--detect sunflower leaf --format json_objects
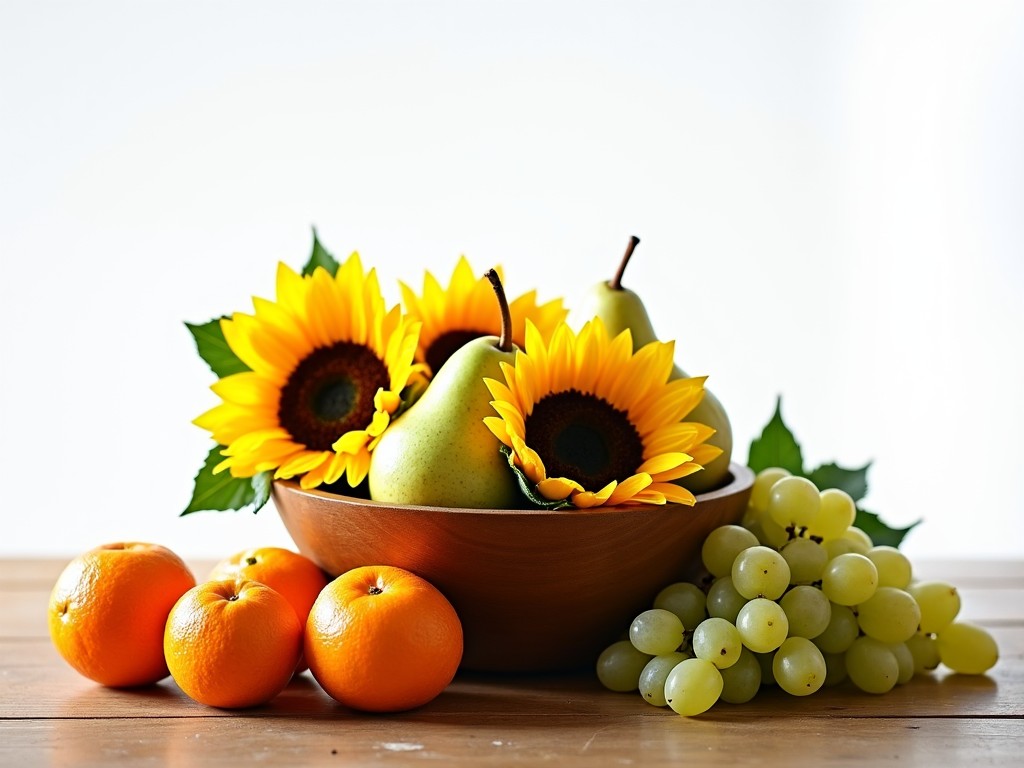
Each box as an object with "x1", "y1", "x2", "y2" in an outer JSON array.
[
  {"x1": 854, "y1": 507, "x2": 919, "y2": 549},
  {"x1": 747, "y1": 396, "x2": 804, "y2": 475},
  {"x1": 186, "y1": 318, "x2": 250, "y2": 379},
  {"x1": 500, "y1": 445, "x2": 573, "y2": 510},
  {"x1": 302, "y1": 227, "x2": 340, "y2": 277},
  {"x1": 181, "y1": 446, "x2": 272, "y2": 515}
]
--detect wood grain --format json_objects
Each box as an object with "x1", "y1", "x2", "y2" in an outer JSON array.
[{"x1": 3, "y1": 558, "x2": 1022, "y2": 767}]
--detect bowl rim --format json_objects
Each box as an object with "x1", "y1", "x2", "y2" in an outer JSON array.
[{"x1": 272, "y1": 462, "x2": 754, "y2": 518}]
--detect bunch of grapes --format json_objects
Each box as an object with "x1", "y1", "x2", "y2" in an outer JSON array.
[{"x1": 596, "y1": 467, "x2": 1000, "y2": 717}]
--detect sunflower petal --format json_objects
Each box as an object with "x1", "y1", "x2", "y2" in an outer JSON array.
[
  {"x1": 537, "y1": 477, "x2": 582, "y2": 500},
  {"x1": 636, "y1": 452, "x2": 690, "y2": 477},
  {"x1": 483, "y1": 416, "x2": 514, "y2": 448},
  {"x1": 605, "y1": 473, "x2": 653, "y2": 506},
  {"x1": 647, "y1": 483, "x2": 696, "y2": 506},
  {"x1": 276, "y1": 450, "x2": 332, "y2": 479},
  {"x1": 572, "y1": 480, "x2": 617, "y2": 509},
  {"x1": 374, "y1": 388, "x2": 401, "y2": 414}
]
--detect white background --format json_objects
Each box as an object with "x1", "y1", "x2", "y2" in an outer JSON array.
[{"x1": 2, "y1": 1, "x2": 1022, "y2": 560}]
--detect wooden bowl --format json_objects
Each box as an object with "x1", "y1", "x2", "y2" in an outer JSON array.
[{"x1": 272, "y1": 462, "x2": 753, "y2": 673}]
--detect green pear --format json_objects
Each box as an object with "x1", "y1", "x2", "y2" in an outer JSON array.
[
  {"x1": 567, "y1": 236, "x2": 733, "y2": 494},
  {"x1": 368, "y1": 269, "x2": 521, "y2": 509}
]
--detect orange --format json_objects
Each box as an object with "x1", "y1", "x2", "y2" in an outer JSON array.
[
  {"x1": 164, "y1": 578, "x2": 302, "y2": 708},
  {"x1": 48, "y1": 542, "x2": 196, "y2": 688},
  {"x1": 305, "y1": 565, "x2": 463, "y2": 712},
  {"x1": 207, "y1": 546, "x2": 328, "y2": 627}
]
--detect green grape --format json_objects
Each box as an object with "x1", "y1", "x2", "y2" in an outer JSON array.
[
  {"x1": 741, "y1": 503, "x2": 762, "y2": 532},
  {"x1": 841, "y1": 526, "x2": 874, "y2": 554},
  {"x1": 845, "y1": 636, "x2": 899, "y2": 694},
  {"x1": 638, "y1": 652, "x2": 689, "y2": 707},
  {"x1": 811, "y1": 488, "x2": 856, "y2": 541},
  {"x1": 813, "y1": 603, "x2": 860, "y2": 654},
  {"x1": 822, "y1": 651, "x2": 848, "y2": 687},
  {"x1": 856, "y1": 586, "x2": 922, "y2": 644},
  {"x1": 692, "y1": 617, "x2": 742, "y2": 670},
  {"x1": 719, "y1": 647, "x2": 762, "y2": 703},
  {"x1": 736, "y1": 598, "x2": 789, "y2": 654},
  {"x1": 780, "y1": 585, "x2": 832, "y2": 639},
  {"x1": 749, "y1": 467, "x2": 791, "y2": 513},
  {"x1": 653, "y1": 582, "x2": 707, "y2": 631},
  {"x1": 629, "y1": 609, "x2": 685, "y2": 655},
  {"x1": 772, "y1": 637, "x2": 826, "y2": 696},
  {"x1": 596, "y1": 640, "x2": 652, "y2": 692},
  {"x1": 753, "y1": 513, "x2": 791, "y2": 549},
  {"x1": 732, "y1": 545, "x2": 791, "y2": 600},
  {"x1": 908, "y1": 581, "x2": 961, "y2": 634},
  {"x1": 664, "y1": 657, "x2": 723, "y2": 716},
  {"x1": 707, "y1": 576, "x2": 746, "y2": 624},
  {"x1": 821, "y1": 553, "x2": 878, "y2": 606},
  {"x1": 935, "y1": 622, "x2": 999, "y2": 675},
  {"x1": 767, "y1": 476, "x2": 821, "y2": 529},
  {"x1": 754, "y1": 651, "x2": 776, "y2": 686},
  {"x1": 780, "y1": 538, "x2": 828, "y2": 585},
  {"x1": 823, "y1": 537, "x2": 861, "y2": 560},
  {"x1": 889, "y1": 642, "x2": 915, "y2": 684},
  {"x1": 865, "y1": 545, "x2": 912, "y2": 589},
  {"x1": 701, "y1": 525, "x2": 759, "y2": 578},
  {"x1": 905, "y1": 632, "x2": 941, "y2": 674}
]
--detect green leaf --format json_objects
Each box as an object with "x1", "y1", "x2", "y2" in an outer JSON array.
[
  {"x1": 185, "y1": 318, "x2": 250, "y2": 378},
  {"x1": 301, "y1": 227, "x2": 340, "y2": 277},
  {"x1": 181, "y1": 446, "x2": 273, "y2": 515},
  {"x1": 500, "y1": 445, "x2": 572, "y2": 510},
  {"x1": 747, "y1": 396, "x2": 804, "y2": 475},
  {"x1": 855, "y1": 507, "x2": 919, "y2": 549},
  {"x1": 807, "y1": 461, "x2": 871, "y2": 503}
]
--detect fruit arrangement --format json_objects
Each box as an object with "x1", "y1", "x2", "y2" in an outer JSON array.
[
  {"x1": 596, "y1": 467, "x2": 1000, "y2": 715},
  {"x1": 45, "y1": 231, "x2": 1000, "y2": 715}
]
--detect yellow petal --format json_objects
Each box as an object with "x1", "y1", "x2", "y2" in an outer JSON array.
[
  {"x1": 572, "y1": 480, "x2": 617, "y2": 509},
  {"x1": 511, "y1": 433, "x2": 547, "y2": 484},
  {"x1": 636, "y1": 452, "x2": 690, "y2": 477},
  {"x1": 537, "y1": 476, "x2": 584, "y2": 500},
  {"x1": 333, "y1": 430, "x2": 370, "y2": 455},
  {"x1": 483, "y1": 416, "x2": 514, "y2": 448},
  {"x1": 374, "y1": 388, "x2": 401, "y2": 414},
  {"x1": 688, "y1": 443, "x2": 725, "y2": 467},
  {"x1": 647, "y1": 483, "x2": 696, "y2": 506},
  {"x1": 605, "y1": 473, "x2": 653, "y2": 506},
  {"x1": 649, "y1": 460, "x2": 702, "y2": 482},
  {"x1": 490, "y1": 400, "x2": 526, "y2": 440},
  {"x1": 276, "y1": 450, "x2": 332, "y2": 478},
  {"x1": 210, "y1": 372, "x2": 280, "y2": 408},
  {"x1": 345, "y1": 449, "x2": 372, "y2": 486},
  {"x1": 483, "y1": 377, "x2": 518, "y2": 410},
  {"x1": 643, "y1": 423, "x2": 702, "y2": 458},
  {"x1": 629, "y1": 489, "x2": 669, "y2": 505}
]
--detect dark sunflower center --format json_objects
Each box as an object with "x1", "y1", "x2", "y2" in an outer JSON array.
[
  {"x1": 277, "y1": 342, "x2": 389, "y2": 451},
  {"x1": 425, "y1": 329, "x2": 490, "y2": 375},
  {"x1": 524, "y1": 389, "x2": 644, "y2": 491}
]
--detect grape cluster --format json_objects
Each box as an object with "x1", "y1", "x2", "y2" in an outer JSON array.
[{"x1": 596, "y1": 467, "x2": 1000, "y2": 716}]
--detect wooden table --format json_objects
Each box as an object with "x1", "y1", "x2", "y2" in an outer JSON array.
[{"x1": 2, "y1": 558, "x2": 1021, "y2": 766}]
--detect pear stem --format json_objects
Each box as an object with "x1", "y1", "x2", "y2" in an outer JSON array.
[
  {"x1": 610, "y1": 235, "x2": 640, "y2": 291},
  {"x1": 485, "y1": 269, "x2": 514, "y2": 353}
]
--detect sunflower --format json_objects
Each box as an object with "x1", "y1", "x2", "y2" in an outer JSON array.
[
  {"x1": 400, "y1": 255, "x2": 567, "y2": 376},
  {"x1": 193, "y1": 254, "x2": 424, "y2": 490},
  {"x1": 483, "y1": 319, "x2": 723, "y2": 508}
]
